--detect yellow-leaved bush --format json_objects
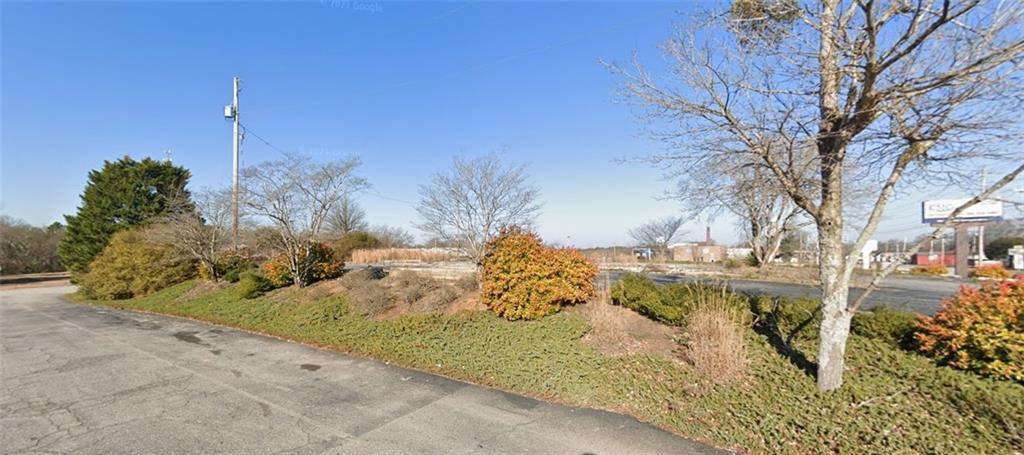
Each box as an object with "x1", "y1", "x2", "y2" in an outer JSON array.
[
  {"x1": 915, "y1": 279, "x2": 1024, "y2": 382},
  {"x1": 480, "y1": 228, "x2": 597, "y2": 320},
  {"x1": 79, "y1": 229, "x2": 194, "y2": 300}
]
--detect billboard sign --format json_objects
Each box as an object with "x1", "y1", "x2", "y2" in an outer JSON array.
[{"x1": 922, "y1": 199, "x2": 1003, "y2": 224}]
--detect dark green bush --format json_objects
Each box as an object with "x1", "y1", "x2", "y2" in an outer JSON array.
[
  {"x1": 339, "y1": 266, "x2": 386, "y2": 287},
  {"x1": 752, "y1": 295, "x2": 821, "y2": 341},
  {"x1": 851, "y1": 306, "x2": 918, "y2": 348},
  {"x1": 610, "y1": 273, "x2": 750, "y2": 326},
  {"x1": 199, "y1": 254, "x2": 256, "y2": 283},
  {"x1": 236, "y1": 271, "x2": 273, "y2": 299},
  {"x1": 220, "y1": 254, "x2": 255, "y2": 283},
  {"x1": 333, "y1": 231, "x2": 381, "y2": 261},
  {"x1": 610, "y1": 273, "x2": 662, "y2": 312},
  {"x1": 223, "y1": 267, "x2": 244, "y2": 283},
  {"x1": 744, "y1": 253, "x2": 760, "y2": 267}
]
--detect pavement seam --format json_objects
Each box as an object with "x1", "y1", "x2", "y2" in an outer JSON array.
[{"x1": 30, "y1": 308, "x2": 355, "y2": 443}]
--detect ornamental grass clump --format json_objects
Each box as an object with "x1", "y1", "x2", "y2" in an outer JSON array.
[
  {"x1": 916, "y1": 279, "x2": 1024, "y2": 382},
  {"x1": 480, "y1": 228, "x2": 598, "y2": 320},
  {"x1": 682, "y1": 303, "x2": 748, "y2": 384}
]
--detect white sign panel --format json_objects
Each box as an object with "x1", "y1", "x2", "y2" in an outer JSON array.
[{"x1": 922, "y1": 199, "x2": 1003, "y2": 224}]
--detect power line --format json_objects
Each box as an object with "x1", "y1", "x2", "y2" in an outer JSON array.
[
  {"x1": 235, "y1": 123, "x2": 416, "y2": 207},
  {"x1": 239, "y1": 123, "x2": 288, "y2": 156},
  {"x1": 366, "y1": 189, "x2": 416, "y2": 206}
]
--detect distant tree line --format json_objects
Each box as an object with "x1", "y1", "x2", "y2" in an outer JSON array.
[{"x1": 0, "y1": 216, "x2": 65, "y2": 275}]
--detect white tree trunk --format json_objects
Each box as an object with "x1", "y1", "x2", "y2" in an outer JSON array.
[{"x1": 816, "y1": 222, "x2": 852, "y2": 391}]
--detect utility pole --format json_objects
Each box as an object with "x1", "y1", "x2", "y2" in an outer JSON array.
[
  {"x1": 225, "y1": 77, "x2": 241, "y2": 248},
  {"x1": 979, "y1": 168, "x2": 988, "y2": 261},
  {"x1": 940, "y1": 236, "x2": 946, "y2": 267}
]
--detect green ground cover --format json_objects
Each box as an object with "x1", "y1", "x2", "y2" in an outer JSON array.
[{"x1": 73, "y1": 281, "x2": 1024, "y2": 454}]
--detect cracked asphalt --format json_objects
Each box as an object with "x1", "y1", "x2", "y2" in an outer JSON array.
[{"x1": 0, "y1": 285, "x2": 727, "y2": 454}]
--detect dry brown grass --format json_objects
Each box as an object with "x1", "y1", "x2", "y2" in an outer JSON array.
[
  {"x1": 682, "y1": 305, "x2": 748, "y2": 384},
  {"x1": 350, "y1": 248, "x2": 460, "y2": 264},
  {"x1": 337, "y1": 268, "x2": 469, "y2": 318},
  {"x1": 580, "y1": 248, "x2": 639, "y2": 264}
]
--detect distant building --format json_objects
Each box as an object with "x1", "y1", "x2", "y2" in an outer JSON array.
[
  {"x1": 911, "y1": 253, "x2": 955, "y2": 267},
  {"x1": 632, "y1": 247, "x2": 654, "y2": 261},
  {"x1": 1007, "y1": 245, "x2": 1024, "y2": 270},
  {"x1": 670, "y1": 243, "x2": 726, "y2": 263},
  {"x1": 669, "y1": 226, "x2": 727, "y2": 262},
  {"x1": 726, "y1": 247, "x2": 753, "y2": 259}
]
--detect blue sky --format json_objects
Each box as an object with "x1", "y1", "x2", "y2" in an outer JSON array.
[{"x1": 0, "y1": 1, "x2": 990, "y2": 247}]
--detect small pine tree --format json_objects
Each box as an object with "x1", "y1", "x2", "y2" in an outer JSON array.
[{"x1": 58, "y1": 156, "x2": 191, "y2": 276}]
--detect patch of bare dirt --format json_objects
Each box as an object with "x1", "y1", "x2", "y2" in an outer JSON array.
[
  {"x1": 445, "y1": 294, "x2": 487, "y2": 314},
  {"x1": 305, "y1": 279, "x2": 346, "y2": 300},
  {"x1": 571, "y1": 297, "x2": 682, "y2": 360}
]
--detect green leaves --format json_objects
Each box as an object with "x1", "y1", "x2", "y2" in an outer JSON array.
[{"x1": 58, "y1": 156, "x2": 191, "y2": 275}]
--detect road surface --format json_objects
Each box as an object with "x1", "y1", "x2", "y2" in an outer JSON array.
[
  {"x1": 607, "y1": 272, "x2": 962, "y2": 315},
  {"x1": 0, "y1": 285, "x2": 725, "y2": 455}
]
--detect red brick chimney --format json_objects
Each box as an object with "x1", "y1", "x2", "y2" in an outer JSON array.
[{"x1": 705, "y1": 226, "x2": 712, "y2": 246}]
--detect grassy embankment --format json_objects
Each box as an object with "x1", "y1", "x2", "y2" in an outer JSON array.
[{"x1": 72, "y1": 280, "x2": 1023, "y2": 454}]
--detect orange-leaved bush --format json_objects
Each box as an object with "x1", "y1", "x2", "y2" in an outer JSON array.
[
  {"x1": 261, "y1": 255, "x2": 294, "y2": 288},
  {"x1": 480, "y1": 229, "x2": 598, "y2": 320},
  {"x1": 915, "y1": 279, "x2": 1024, "y2": 382},
  {"x1": 972, "y1": 263, "x2": 1013, "y2": 279},
  {"x1": 911, "y1": 264, "x2": 948, "y2": 276},
  {"x1": 260, "y1": 242, "x2": 343, "y2": 287}
]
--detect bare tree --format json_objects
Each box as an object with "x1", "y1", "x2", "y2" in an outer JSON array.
[
  {"x1": 667, "y1": 151, "x2": 811, "y2": 267},
  {"x1": 150, "y1": 188, "x2": 232, "y2": 281},
  {"x1": 629, "y1": 216, "x2": 686, "y2": 257},
  {"x1": 0, "y1": 216, "x2": 65, "y2": 275},
  {"x1": 242, "y1": 154, "x2": 368, "y2": 286},
  {"x1": 326, "y1": 192, "x2": 368, "y2": 235},
  {"x1": 369, "y1": 224, "x2": 416, "y2": 248},
  {"x1": 612, "y1": 0, "x2": 1024, "y2": 391},
  {"x1": 416, "y1": 155, "x2": 541, "y2": 263}
]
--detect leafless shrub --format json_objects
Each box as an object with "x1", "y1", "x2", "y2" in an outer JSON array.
[
  {"x1": 242, "y1": 153, "x2": 368, "y2": 286},
  {"x1": 629, "y1": 216, "x2": 686, "y2": 256},
  {"x1": 0, "y1": 216, "x2": 64, "y2": 275},
  {"x1": 345, "y1": 279, "x2": 393, "y2": 317},
  {"x1": 416, "y1": 155, "x2": 541, "y2": 263},
  {"x1": 148, "y1": 188, "x2": 232, "y2": 281},
  {"x1": 340, "y1": 268, "x2": 465, "y2": 317},
  {"x1": 454, "y1": 273, "x2": 478, "y2": 292},
  {"x1": 413, "y1": 285, "x2": 461, "y2": 313},
  {"x1": 384, "y1": 270, "x2": 437, "y2": 305},
  {"x1": 325, "y1": 192, "x2": 367, "y2": 235},
  {"x1": 368, "y1": 225, "x2": 416, "y2": 248}
]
